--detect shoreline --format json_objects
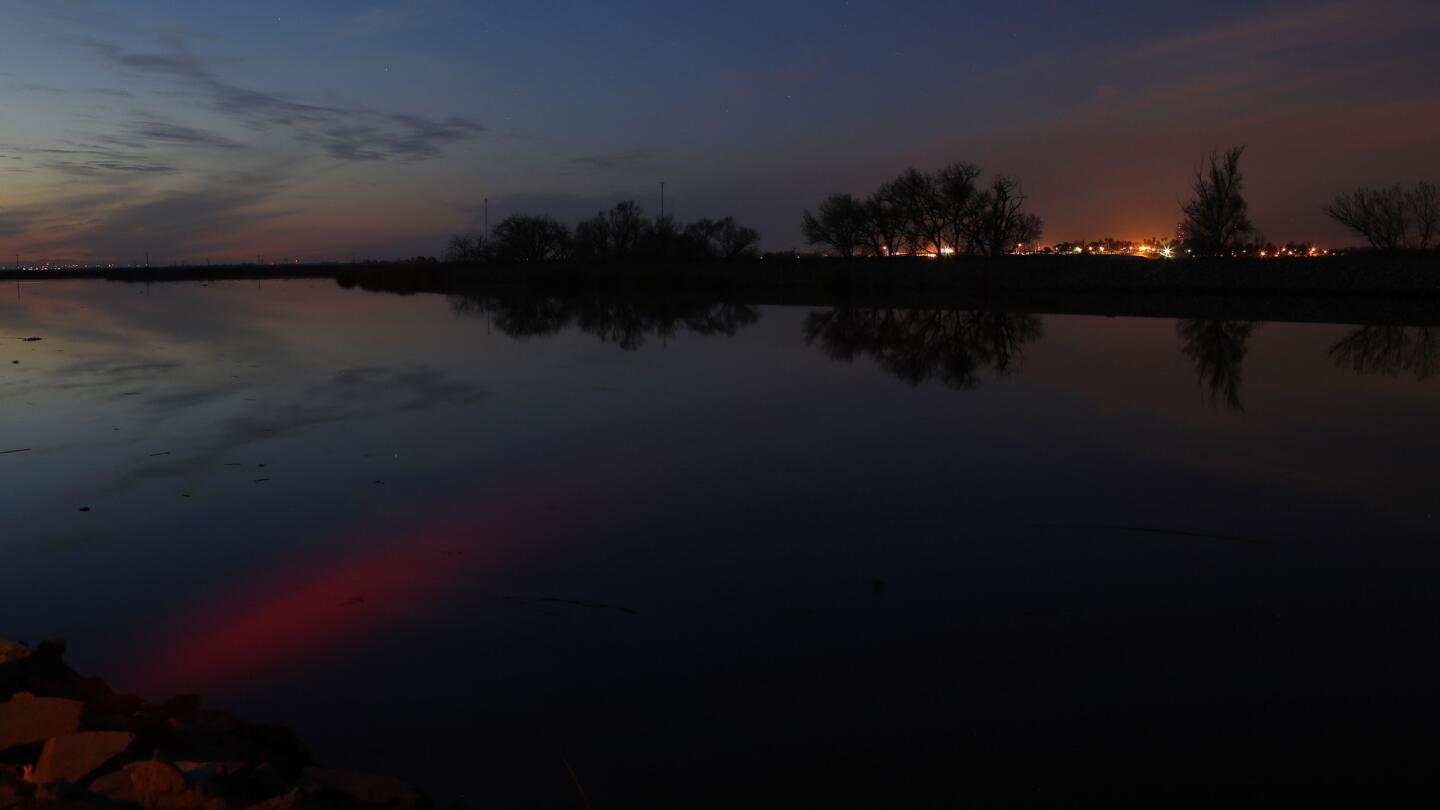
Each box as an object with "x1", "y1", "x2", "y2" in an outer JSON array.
[
  {"x1": 1, "y1": 639, "x2": 430, "y2": 809},
  {"x1": 6, "y1": 256, "x2": 1440, "y2": 327}
]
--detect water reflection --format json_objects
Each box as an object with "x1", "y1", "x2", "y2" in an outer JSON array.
[
  {"x1": 1329, "y1": 325, "x2": 1440, "y2": 380},
  {"x1": 1177, "y1": 319, "x2": 1258, "y2": 411},
  {"x1": 9, "y1": 280, "x2": 1440, "y2": 805},
  {"x1": 802, "y1": 308, "x2": 1044, "y2": 390},
  {"x1": 447, "y1": 290, "x2": 759, "y2": 350}
]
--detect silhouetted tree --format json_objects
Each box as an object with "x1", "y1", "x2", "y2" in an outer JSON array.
[
  {"x1": 1329, "y1": 325, "x2": 1439, "y2": 380},
  {"x1": 1181, "y1": 146, "x2": 1255, "y2": 256},
  {"x1": 1178, "y1": 319, "x2": 1256, "y2": 410},
  {"x1": 1327, "y1": 182, "x2": 1439, "y2": 252},
  {"x1": 936, "y1": 163, "x2": 981, "y2": 257},
  {"x1": 889, "y1": 168, "x2": 949, "y2": 256},
  {"x1": 491, "y1": 214, "x2": 571, "y2": 263},
  {"x1": 805, "y1": 164, "x2": 1043, "y2": 260},
  {"x1": 445, "y1": 231, "x2": 491, "y2": 264},
  {"x1": 636, "y1": 214, "x2": 684, "y2": 261},
  {"x1": 573, "y1": 201, "x2": 649, "y2": 261},
  {"x1": 802, "y1": 194, "x2": 867, "y2": 258},
  {"x1": 685, "y1": 217, "x2": 761, "y2": 260},
  {"x1": 962, "y1": 176, "x2": 1045, "y2": 257},
  {"x1": 861, "y1": 184, "x2": 908, "y2": 257}
]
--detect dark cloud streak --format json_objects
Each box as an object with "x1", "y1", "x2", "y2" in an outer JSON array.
[{"x1": 81, "y1": 36, "x2": 484, "y2": 162}]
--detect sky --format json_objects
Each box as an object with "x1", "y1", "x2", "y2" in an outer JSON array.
[{"x1": 0, "y1": 0, "x2": 1438, "y2": 262}]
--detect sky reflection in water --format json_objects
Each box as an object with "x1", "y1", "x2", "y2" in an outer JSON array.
[{"x1": 3, "y1": 280, "x2": 1440, "y2": 803}]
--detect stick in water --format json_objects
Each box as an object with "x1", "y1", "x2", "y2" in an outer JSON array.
[{"x1": 560, "y1": 748, "x2": 595, "y2": 810}]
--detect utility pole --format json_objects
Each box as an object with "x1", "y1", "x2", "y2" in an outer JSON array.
[
  {"x1": 659, "y1": 182, "x2": 666, "y2": 219},
  {"x1": 145, "y1": 250, "x2": 150, "y2": 268},
  {"x1": 484, "y1": 197, "x2": 489, "y2": 235}
]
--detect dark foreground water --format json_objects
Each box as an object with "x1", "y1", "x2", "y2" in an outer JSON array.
[{"x1": 4, "y1": 279, "x2": 1440, "y2": 804}]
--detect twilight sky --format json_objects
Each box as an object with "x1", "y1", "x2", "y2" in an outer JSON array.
[{"x1": 1, "y1": 0, "x2": 1438, "y2": 262}]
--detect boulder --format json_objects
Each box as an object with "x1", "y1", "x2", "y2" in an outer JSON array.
[
  {"x1": 90, "y1": 760, "x2": 228, "y2": 810},
  {"x1": 89, "y1": 766, "x2": 140, "y2": 805},
  {"x1": 133, "y1": 760, "x2": 227, "y2": 810},
  {"x1": 0, "y1": 640, "x2": 29, "y2": 700},
  {"x1": 29, "y1": 730, "x2": 135, "y2": 786},
  {"x1": 299, "y1": 767, "x2": 426, "y2": 809},
  {"x1": 0, "y1": 693, "x2": 84, "y2": 752},
  {"x1": 0, "y1": 640, "x2": 29, "y2": 664}
]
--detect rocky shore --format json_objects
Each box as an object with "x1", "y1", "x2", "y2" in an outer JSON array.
[{"x1": 1, "y1": 639, "x2": 429, "y2": 810}]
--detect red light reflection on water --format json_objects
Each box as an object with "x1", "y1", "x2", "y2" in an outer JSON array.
[{"x1": 125, "y1": 508, "x2": 529, "y2": 695}]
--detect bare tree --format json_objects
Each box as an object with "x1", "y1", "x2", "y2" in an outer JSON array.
[
  {"x1": 685, "y1": 217, "x2": 761, "y2": 260},
  {"x1": 962, "y1": 176, "x2": 1044, "y2": 257},
  {"x1": 804, "y1": 163, "x2": 1044, "y2": 261},
  {"x1": 574, "y1": 201, "x2": 649, "y2": 261},
  {"x1": 492, "y1": 214, "x2": 571, "y2": 263},
  {"x1": 935, "y1": 163, "x2": 982, "y2": 257},
  {"x1": 1182, "y1": 146, "x2": 1255, "y2": 255},
  {"x1": 1411, "y1": 181, "x2": 1440, "y2": 250},
  {"x1": 1327, "y1": 186, "x2": 1409, "y2": 252},
  {"x1": 445, "y1": 231, "x2": 491, "y2": 264},
  {"x1": 802, "y1": 193, "x2": 867, "y2": 258},
  {"x1": 1329, "y1": 181, "x2": 1440, "y2": 251},
  {"x1": 889, "y1": 168, "x2": 949, "y2": 256},
  {"x1": 861, "y1": 183, "x2": 908, "y2": 257},
  {"x1": 713, "y1": 218, "x2": 761, "y2": 260}
]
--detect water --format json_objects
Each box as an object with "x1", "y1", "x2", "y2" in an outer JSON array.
[{"x1": 3, "y1": 279, "x2": 1439, "y2": 803}]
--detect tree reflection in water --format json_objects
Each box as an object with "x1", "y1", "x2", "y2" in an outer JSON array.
[
  {"x1": 803, "y1": 308, "x2": 1044, "y2": 390},
  {"x1": 1177, "y1": 319, "x2": 1257, "y2": 411},
  {"x1": 1329, "y1": 325, "x2": 1440, "y2": 381},
  {"x1": 449, "y1": 290, "x2": 759, "y2": 350}
]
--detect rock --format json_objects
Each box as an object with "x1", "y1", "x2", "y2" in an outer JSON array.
[
  {"x1": 132, "y1": 760, "x2": 227, "y2": 810},
  {"x1": 130, "y1": 761, "x2": 190, "y2": 802},
  {"x1": 0, "y1": 640, "x2": 29, "y2": 664},
  {"x1": 0, "y1": 640, "x2": 29, "y2": 700},
  {"x1": 90, "y1": 760, "x2": 227, "y2": 810},
  {"x1": 90, "y1": 766, "x2": 140, "y2": 805},
  {"x1": 299, "y1": 767, "x2": 426, "y2": 809},
  {"x1": 29, "y1": 730, "x2": 135, "y2": 785},
  {"x1": 0, "y1": 693, "x2": 85, "y2": 752}
]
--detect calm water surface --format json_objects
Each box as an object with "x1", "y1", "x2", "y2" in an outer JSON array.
[{"x1": 4, "y1": 280, "x2": 1439, "y2": 803}]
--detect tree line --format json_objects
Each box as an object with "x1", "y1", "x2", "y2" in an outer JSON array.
[
  {"x1": 446, "y1": 202, "x2": 761, "y2": 264},
  {"x1": 801, "y1": 165, "x2": 1044, "y2": 259},
  {"x1": 449, "y1": 151, "x2": 1436, "y2": 265},
  {"x1": 1161, "y1": 146, "x2": 1439, "y2": 256}
]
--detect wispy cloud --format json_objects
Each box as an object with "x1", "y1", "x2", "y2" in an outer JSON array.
[
  {"x1": 0, "y1": 140, "x2": 177, "y2": 177},
  {"x1": 80, "y1": 35, "x2": 484, "y2": 162},
  {"x1": 1139, "y1": 0, "x2": 1440, "y2": 62},
  {"x1": 107, "y1": 120, "x2": 245, "y2": 150},
  {"x1": 569, "y1": 149, "x2": 652, "y2": 172}
]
